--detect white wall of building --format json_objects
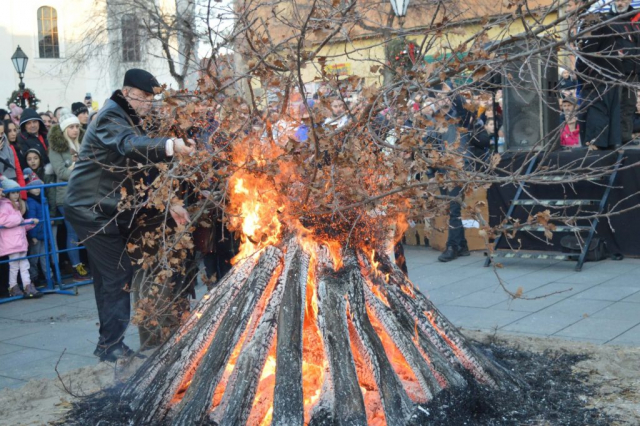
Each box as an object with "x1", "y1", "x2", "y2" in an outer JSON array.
[{"x1": 0, "y1": 0, "x2": 186, "y2": 113}]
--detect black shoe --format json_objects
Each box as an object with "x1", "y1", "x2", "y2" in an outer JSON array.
[
  {"x1": 438, "y1": 246, "x2": 459, "y2": 262},
  {"x1": 94, "y1": 343, "x2": 143, "y2": 362},
  {"x1": 458, "y1": 244, "x2": 471, "y2": 257}
]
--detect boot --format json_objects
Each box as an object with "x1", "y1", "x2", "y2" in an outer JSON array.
[
  {"x1": 438, "y1": 246, "x2": 459, "y2": 262},
  {"x1": 23, "y1": 284, "x2": 43, "y2": 299},
  {"x1": 94, "y1": 343, "x2": 146, "y2": 363},
  {"x1": 458, "y1": 242, "x2": 471, "y2": 257},
  {"x1": 9, "y1": 286, "x2": 24, "y2": 298}
]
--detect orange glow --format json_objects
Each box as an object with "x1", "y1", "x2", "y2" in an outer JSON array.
[
  {"x1": 247, "y1": 342, "x2": 277, "y2": 425},
  {"x1": 301, "y1": 253, "x2": 328, "y2": 424},
  {"x1": 347, "y1": 310, "x2": 387, "y2": 426},
  {"x1": 370, "y1": 249, "x2": 381, "y2": 275},
  {"x1": 213, "y1": 123, "x2": 438, "y2": 424},
  {"x1": 367, "y1": 306, "x2": 427, "y2": 403},
  {"x1": 324, "y1": 239, "x2": 344, "y2": 271},
  {"x1": 229, "y1": 173, "x2": 283, "y2": 265},
  {"x1": 424, "y1": 310, "x2": 486, "y2": 383}
]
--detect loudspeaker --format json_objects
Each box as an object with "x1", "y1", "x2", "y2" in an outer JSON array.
[{"x1": 501, "y1": 40, "x2": 559, "y2": 151}]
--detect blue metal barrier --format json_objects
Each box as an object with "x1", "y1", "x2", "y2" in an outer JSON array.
[{"x1": 0, "y1": 182, "x2": 92, "y2": 304}]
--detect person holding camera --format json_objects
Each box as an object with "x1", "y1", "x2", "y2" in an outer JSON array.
[{"x1": 64, "y1": 69, "x2": 194, "y2": 362}]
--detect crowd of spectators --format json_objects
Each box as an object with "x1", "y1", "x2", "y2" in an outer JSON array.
[{"x1": 0, "y1": 96, "x2": 95, "y2": 298}]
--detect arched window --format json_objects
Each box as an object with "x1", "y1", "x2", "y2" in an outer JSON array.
[
  {"x1": 122, "y1": 14, "x2": 141, "y2": 62},
  {"x1": 37, "y1": 6, "x2": 60, "y2": 58}
]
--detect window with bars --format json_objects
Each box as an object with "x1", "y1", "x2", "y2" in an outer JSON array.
[
  {"x1": 37, "y1": 6, "x2": 60, "y2": 58},
  {"x1": 122, "y1": 14, "x2": 141, "y2": 62}
]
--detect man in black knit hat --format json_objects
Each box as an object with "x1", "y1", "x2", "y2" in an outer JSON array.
[
  {"x1": 71, "y1": 101, "x2": 89, "y2": 130},
  {"x1": 64, "y1": 68, "x2": 194, "y2": 362}
]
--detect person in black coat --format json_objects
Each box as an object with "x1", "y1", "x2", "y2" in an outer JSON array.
[
  {"x1": 576, "y1": 0, "x2": 640, "y2": 148},
  {"x1": 64, "y1": 68, "x2": 194, "y2": 362},
  {"x1": 609, "y1": 0, "x2": 640, "y2": 143},
  {"x1": 16, "y1": 109, "x2": 49, "y2": 169},
  {"x1": 469, "y1": 118, "x2": 495, "y2": 159}
]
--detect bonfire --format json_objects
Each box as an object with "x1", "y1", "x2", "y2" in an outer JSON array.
[{"x1": 114, "y1": 100, "x2": 520, "y2": 426}]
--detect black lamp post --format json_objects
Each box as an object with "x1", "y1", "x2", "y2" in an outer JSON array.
[{"x1": 11, "y1": 46, "x2": 29, "y2": 108}]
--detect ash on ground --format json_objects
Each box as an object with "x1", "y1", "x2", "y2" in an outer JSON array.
[{"x1": 61, "y1": 342, "x2": 613, "y2": 426}]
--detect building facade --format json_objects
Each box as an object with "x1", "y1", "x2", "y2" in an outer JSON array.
[{"x1": 0, "y1": 0, "x2": 195, "y2": 113}]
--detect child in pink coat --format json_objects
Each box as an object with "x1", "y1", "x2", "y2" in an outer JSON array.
[{"x1": 0, "y1": 178, "x2": 42, "y2": 298}]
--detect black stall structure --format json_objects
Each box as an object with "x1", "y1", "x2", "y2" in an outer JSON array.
[{"x1": 488, "y1": 149, "x2": 640, "y2": 258}]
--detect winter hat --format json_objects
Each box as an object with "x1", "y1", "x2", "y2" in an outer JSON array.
[
  {"x1": 123, "y1": 69, "x2": 161, "y2": 94},
  {"x1": 1, "y1": 177, "x2": 21, "y2": 191},
  {"x1": 26, "y1": 176, "x2": 43, "y2": 187},
  {"x1": 22, "y1": 167, "x2": 37, "y2": 182},
  {"x1": 19, "y1": 108, "x2": 44, "y2": 129},
  {"x1": 72, "y1": 102, "x2": 89, "y2": 116},
  {"x1": 60, "y1": 113, "x2": 80, "y2": 132}
]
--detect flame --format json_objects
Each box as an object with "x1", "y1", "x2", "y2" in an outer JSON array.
[
  {"x1": 301, "y1": 251, "x2": 328, "y2": 423},
  {"x1": 247, "y1": 342, "x2": 277, "y2": 425},
  {"x1": 229, "y1": 174, "x2": 283, "y2": 265},
  {"x1": 217, "y1": 125, "x2": 423, "y2": 424},
  {"x1": 370, "y1": 249, "x2": 380, "y2": 274},
  {"x1": 324, "y1": 239, "x2": 344, "y2": 271}
]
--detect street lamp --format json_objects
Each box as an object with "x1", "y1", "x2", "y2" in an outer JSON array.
[
  {"x1": 11, "y1": 46, "x2": 29, "y2": 108},
  {"x1": 389, "y1": 0, "x2": 410, "y2": 18}
]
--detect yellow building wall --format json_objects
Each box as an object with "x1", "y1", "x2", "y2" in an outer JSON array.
[{"x1": 300, "y1": 12, "x2": 560, "y2": 87}]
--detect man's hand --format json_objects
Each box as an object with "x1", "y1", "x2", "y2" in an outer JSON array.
[
  {"x1": 31, "y1": 219, "x2": 39, "y2": 225},
  {"x1": 173, "y1": 138, "x2": 195, "y2": 155},
  {"x1": 169, "y1": 204, "x2": 190, "y2": 226},
  {"x1": 32, "y1": 238, "x2": 38, "y2": 244}
]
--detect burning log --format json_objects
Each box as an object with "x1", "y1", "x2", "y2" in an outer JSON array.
[
  {"x1": 170, "y1": 246, "x2": 282, "y2": 425},
  {"x1": 346, "y1": 265, "x2": 414, "y2": 425},
  {"x1": 272, "y1": 243, "x2": 310, "y2": 425},
  {"x1": 117, "y1": 239, "x2": 521, "y2": 426},
  {"x1": 316, "y1": 269, "x2": 368, "y2": 425}
]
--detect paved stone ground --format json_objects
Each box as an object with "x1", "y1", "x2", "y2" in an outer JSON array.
[{"x1": 1, "y1": 246, "x2": 639, "y2": 390}]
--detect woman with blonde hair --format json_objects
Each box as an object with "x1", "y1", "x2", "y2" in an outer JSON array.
[{"x1": 48, "y1": 111, "x2": 90, "y2": 280}]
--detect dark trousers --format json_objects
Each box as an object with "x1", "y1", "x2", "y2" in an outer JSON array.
[
  {"x1": 73, "y1": 220, "x2": 133, "y2": 350},
  {"x1": 621, "y1": 81, "x2": 637, "y2": 143},
  {"x1": 442, "y1": 186, "x2": 468, "y2": 250},
  {"x1": 202, "y1": 251, "x2": 234, "y2": 283},
  {"x1": 581, "y1": 83, "x2": 621, "y2": 149},
  {"x1": 394, "y1": 242, "x2": 408, "y2": 275}
]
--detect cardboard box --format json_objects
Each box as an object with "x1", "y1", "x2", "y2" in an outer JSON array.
[
  {"x1": 403, "y1": 222, "x2": 428, "y2": 247},
  {"x1": 427, "y1": 188, "x2": 490, "y2": 252}
]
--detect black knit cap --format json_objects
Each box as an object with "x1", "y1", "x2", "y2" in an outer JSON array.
[
  {"x1": 72, "y1": 102, "x2": 89, "y2": 116},
  {"x1": 123, "y1": 68, "x2": 161, "y2": 94}
]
